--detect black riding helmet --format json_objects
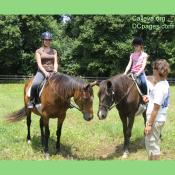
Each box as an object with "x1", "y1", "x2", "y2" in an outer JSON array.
[
  {"x1": 132, "y1": 37, "x2": 144, "y2": 46},
  {"x1": 41, "y1": 31, "x2": 52, "y2": 40}
]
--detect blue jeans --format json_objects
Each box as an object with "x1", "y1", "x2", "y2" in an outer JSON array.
[
  {"x1": 137, "y1": 72, "x2": 147, "y2": 95},
  {"x1": 30, "y1": 70, "x2": 45, "y2": 103}
]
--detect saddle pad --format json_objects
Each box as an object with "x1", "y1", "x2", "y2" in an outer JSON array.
[
  {"x1": 135, "y1": 79, "x2": 154, "y2": 116},
  {"x1": 135, "y1": 104, "x2": 147, "y2": 116},
  {"x1": 27, "y1": 80, "x2": 46, "y2": 98},
  {"x1": 35, "y1": 104, "x2": 43, "y2": 114}
]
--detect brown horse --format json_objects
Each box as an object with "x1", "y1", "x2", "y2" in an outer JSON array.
[
  {"x1": 6, "y1": 73, "x2": 95, "y2": 159},
  {"x1": 96, "y1": 74, "x2": 155, "y2": 158}
]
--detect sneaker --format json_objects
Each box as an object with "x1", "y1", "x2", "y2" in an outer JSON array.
[{"x1": 27, "y1": 101, "x2": 34, "y2": 109}]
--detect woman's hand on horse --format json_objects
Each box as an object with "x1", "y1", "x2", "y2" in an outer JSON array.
[{"x1": 44, "y1": 72, "x2": 50, "y2": 78}]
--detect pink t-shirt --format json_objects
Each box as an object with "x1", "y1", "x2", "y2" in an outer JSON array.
[{"x1": 130, "y1": 51, "x2": 148, "y2": 73}]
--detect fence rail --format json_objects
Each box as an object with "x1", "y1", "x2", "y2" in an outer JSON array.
[{"x1": 0, "y1": 74, "x2": 175, "y2": 85}]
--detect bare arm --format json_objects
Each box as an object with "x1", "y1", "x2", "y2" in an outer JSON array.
[
  {"x1": 124, "y1": 56, "x2": 132, "y2": 75},
  {"x1": 53, "y1": 50, "x2": 58, "y2": 72},
  {"x1": 144, "y1": 103, "x2": 160, "y2": 135}
]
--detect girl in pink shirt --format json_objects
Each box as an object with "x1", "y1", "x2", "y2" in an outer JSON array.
[{"x1": 124, "y1": 37, "x2": 149, "y2": 103}]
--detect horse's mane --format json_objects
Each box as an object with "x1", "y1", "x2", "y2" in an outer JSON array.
[
  {"x1": 100, "y1": 74, "x2": 132, "y2": 92},
  {"x1": 48, "y1": 73, "x2": 85, "y2": 100}
]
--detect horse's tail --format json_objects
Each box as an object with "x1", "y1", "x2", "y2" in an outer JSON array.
[{"x1": 5, "y1": 107, "x2": 27, "y2": 123}]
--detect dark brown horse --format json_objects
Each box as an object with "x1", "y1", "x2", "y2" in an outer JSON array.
[
  {"x1": 96, "y1": 74, "x2": 154, "y2": 158},
  {"x1": 6, "y1": 73, "x2": 95, "y2": 159}
]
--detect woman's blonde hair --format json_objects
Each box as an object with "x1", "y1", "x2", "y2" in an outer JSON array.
[{"x1": 152, "y1": 59, "x2": 170, "y2": 78}]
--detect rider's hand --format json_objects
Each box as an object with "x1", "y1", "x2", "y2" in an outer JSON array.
[
  {"x1": 135, "y1": 73, "x2": 140, "y2": 77},
  {"x1": 44, "y1": 71, "x2": 50, "y2": 78}
]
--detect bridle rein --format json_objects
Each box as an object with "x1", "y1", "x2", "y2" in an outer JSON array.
[{"x1": 99, "y1": 81, "x2": 135, "y2": 111}]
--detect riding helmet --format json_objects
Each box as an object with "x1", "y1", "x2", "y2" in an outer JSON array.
[
  {"x1": 41, "y1": 31, "x2": 53, "y2": 40},
  {"x1": 132, "y1": 37, "x2": 144, "y2": 46}
]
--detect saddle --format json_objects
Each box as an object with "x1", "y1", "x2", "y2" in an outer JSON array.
[
  {"x1": 128, "y1": 73, "x2": 149, "y2": 116},
  {"x1": 27, "y1": 79, "x2": 47, "y2": 104},
  {"x1": 128, "y1": 73, "x2": 147, "y2": 96}
]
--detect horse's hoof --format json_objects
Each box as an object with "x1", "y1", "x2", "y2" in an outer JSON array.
[
  {"x1": 122, "y1": 152, "x2": 129, "y2": 159},
  {"x1": 27, "y1": 140, "x2": 31, "y2": 145},
  {"x1": 45, "y1": 153, "x2": 50, "y2": 160}
]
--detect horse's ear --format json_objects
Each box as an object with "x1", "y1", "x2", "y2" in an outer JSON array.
[
  {"x1": 83, "y1": 84, "x2": 90, "y2": 90},
  {"x1": 106, "y1": 81, "x2": 112, "y2": 89},
  {"x1": 90, "y1": 80, "x2": 100, "y2": 87}
]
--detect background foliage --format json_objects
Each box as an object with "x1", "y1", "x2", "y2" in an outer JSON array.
[{"x1": 0, "y1": 15, "x2": 175, "y2": 76}]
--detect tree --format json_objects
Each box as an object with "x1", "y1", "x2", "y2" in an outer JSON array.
[{"x1": 0, "y1": 15, "x2": 62, "y2": 75}]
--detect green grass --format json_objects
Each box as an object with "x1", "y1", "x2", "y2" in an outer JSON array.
[{"x1": 0, "y1": 84, "x2": 175, "y2": 160}]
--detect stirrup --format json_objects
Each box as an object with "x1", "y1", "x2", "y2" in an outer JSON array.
[{"x1": 27, "y1": 101, "x2": 35, "y2": 109}]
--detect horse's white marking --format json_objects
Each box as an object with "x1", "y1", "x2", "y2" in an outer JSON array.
[
  {"x1": 122, "y1": 151, "x2": 129, "y2": 159},
  {"x1": 45, "y1": 153, "x2": 50, "y2": 160},
  {"x1": 98, "y1": 111, "x2": 102, "y2": 118},
  {"x1": 27, "y1": 140, "x2": 31, "y2": 144}
]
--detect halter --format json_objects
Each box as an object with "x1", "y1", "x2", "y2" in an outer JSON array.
[
  {"x1": 69, "y1": 88, "x2": 91, "y2": 112},
  {"x1": 99, "y1": 81, "x2": 135, "y2": 111},
  {"x1": 69, "y1": 99, "x2": 81, "y2": 111}
]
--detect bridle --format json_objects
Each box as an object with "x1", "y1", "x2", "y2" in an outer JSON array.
[
  {"x1": 69, "y1": 88, "x2": 92, "y2": 112},
  {"x1": 69, "y1": 100, "x2": 81, "y2": 111},
  {"x1": 99, "y1": 81, "x2": 135, "y2": 111}
]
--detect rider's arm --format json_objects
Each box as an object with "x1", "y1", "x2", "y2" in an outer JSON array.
[
  {"x1": 124, "y1": 55, "x2": 132, "y2": 75},
  {"x1": 35, "y1": 51, "x2": 49, "y2": 77},
  {"x1": 53, "y1": 50, "x2": 58, "y2": 72},
  {"x1": 145, "y1": 103, "x2": 160, "y2": 135}
]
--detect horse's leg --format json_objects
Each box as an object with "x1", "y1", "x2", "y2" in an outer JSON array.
[
  {"x1": 126, "y1": 116, "x2": 135, "y2": 149},
  {"x1": 40, "y1": 116, "x2": 44, "y2": 146},
  {"x1": 56, "y1": 115, "x2": 66, "y2": 154},
  {"x1": 43, "y1": 117, "x2": 50, "y2": 159},
  {"x1": 26, "y1": 110, "x2": 32, "y2": 144},
  {"x1": 119, "y1": 115, "x2": 128, "y2": 156},
  {"x1": 121, "y1": 115, "x2": 135, "y2": 158}
]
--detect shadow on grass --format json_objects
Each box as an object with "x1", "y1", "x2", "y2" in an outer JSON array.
[
  {"x1": 31, "y1": 135, "x2": 82, "y2": 159},
  {"x1": 30, "y1": 135, "x2": 145, "y2": 160},
  {"x1": 100, "y1": 136, "x2": 145, "y2": 160}
]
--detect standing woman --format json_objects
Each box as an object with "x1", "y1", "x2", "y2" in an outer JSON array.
[
  {"x1": 28, "y1": 31, "x2": 58, "y2": 109},
  {"x1": 145, "y1": 59, "x2": 170, "y2": 160}
]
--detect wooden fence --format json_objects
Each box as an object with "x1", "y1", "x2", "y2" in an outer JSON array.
[{"x1": 0, "y1": 75, "x2": 175, "y2": 85}]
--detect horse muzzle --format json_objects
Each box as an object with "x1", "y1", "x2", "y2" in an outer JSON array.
[
  {"x1": 97, "y1": 110, "x2": 107, "y2": 120},
  {"x1": 83, "y1": 113, "x2": 93, "y2": 121}
]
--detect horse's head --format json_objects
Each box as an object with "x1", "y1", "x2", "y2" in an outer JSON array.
[
  {"x1": 74, "y1": 82, "x2": 96, "y2": 121},
  {"x1": 97, "y1": 80, "x2": 114, "y2": 120}
]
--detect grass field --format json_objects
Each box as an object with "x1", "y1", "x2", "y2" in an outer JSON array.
[{"x1": 0, "y1": 83, "x2": 175, "y2": 160}]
